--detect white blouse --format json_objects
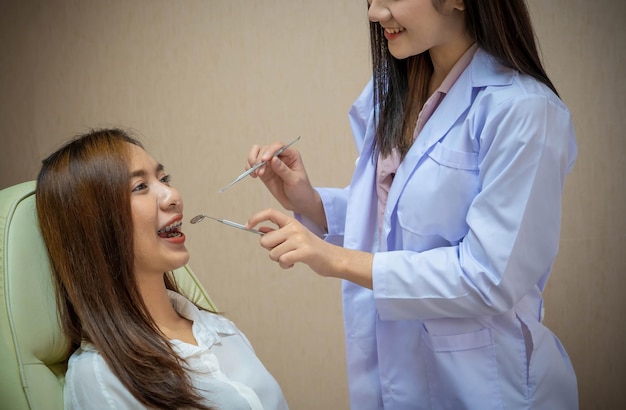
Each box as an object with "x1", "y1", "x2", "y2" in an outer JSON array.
[{"x1": 64, "y1": 291, "x2": 288, "y2": 409}]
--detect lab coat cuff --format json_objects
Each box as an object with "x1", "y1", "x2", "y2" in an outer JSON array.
[
  {"x1": 316, "y1": 187, "x2": 347, "y2": 241},
  {"x1": 293, "y1": 188, "x2": 343, "y2": 246},
  {"x1": 295, "y1": 211, "x2": 343, "y2": 246},
  {"x1": 372, "y1": 251, "x2": 420, "y2": 320},
  {"x1": 371, "y1": 251, "x2": 393, "y2": 318},
  {"x1": 294, "y1": 213, "x2": 326, "y2": 238}
]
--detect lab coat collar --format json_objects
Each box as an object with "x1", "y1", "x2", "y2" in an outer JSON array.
[{"x1": 385, "y1": 49, "x2": 513, "y2": 217}]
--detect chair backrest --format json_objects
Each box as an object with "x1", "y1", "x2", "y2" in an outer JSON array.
[{"x1": 0, "y1": 181, "x2": 217, "y2": 409}]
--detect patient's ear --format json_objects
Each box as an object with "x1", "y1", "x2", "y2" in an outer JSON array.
[{"x1": 447, "y1": 0, "x2": 466, "y2": 12}]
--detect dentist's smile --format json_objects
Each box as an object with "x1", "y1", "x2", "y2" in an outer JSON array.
[{"x1": 383, "y1": 26, "x2": 405, "y2": 41}]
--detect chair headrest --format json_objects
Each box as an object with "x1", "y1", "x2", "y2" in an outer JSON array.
[{"x1": 1, "y1": 181, "x2": 69, "y2": 409}]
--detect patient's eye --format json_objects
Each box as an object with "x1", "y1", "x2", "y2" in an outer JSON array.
[
  {"x1": 160, "y1": 174, "x2": 171, "y2": 186},
  {"x1": 132, "y1": 182, "x2": 147, "y2": 192}
]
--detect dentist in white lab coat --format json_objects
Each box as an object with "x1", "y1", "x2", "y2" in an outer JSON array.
[{"x1": 245, "y1": 0, "x2": 578, "y2": 408}]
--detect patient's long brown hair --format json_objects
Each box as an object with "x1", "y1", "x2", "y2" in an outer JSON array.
[{"x1": 36, "y1": 129, "x2": 213, "y2": 409}]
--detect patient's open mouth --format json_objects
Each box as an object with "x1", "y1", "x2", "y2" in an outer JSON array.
[{"x1": 157, "y1": 220, "x2": 183, "y2": 238}]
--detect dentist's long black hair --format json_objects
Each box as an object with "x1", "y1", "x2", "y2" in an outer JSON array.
[{"x1": 369, "y1": 0, "x2": 558, "y2": 159}]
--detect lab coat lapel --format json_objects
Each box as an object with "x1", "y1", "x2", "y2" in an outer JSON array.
[
  {"x1": 384, "y1": 69, "x2": 475, "y2": 214},
  {"x1": 383, "y1": 49, "x2": 514, "y2": 233}
]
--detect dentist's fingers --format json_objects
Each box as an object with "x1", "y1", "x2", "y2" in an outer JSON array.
[
  {"x1": 264, "y1": 156, "x2": 295, "y2": 185},
  {"x1": 246, "y1": 141, "x2": 292, "y2": 178},
  {"x1": 246, "y1": 209, "x2": 305, "y2": 268},
  {"x1": 246, "y1": 208, "x2": 291, "y2": 231},
  {"x1": 245, "y1": 144, "x2": 263, "y2": 177},
  {"x1": 246, "y1": 209, "x2": 373, "y2": 287}
]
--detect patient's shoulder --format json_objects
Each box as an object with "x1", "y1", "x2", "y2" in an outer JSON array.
[{"x1": 64, "y1": 343, "x2": 141, "y2": 409}]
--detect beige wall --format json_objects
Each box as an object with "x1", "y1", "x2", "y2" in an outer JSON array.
[{"x1": 1, "y1": 1, "x2": 624, "y2": 409}]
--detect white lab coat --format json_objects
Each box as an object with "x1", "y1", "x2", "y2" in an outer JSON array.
[{"x1": 307, "y1": 49, "x2": 578, "y2": 409}]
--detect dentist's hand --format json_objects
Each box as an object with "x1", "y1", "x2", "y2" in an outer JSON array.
[
  {"x1": 246, "y1": 141, "x2": 326, "y2": 228},
  {"x1": 247, "y1": 208, "x2": 374, "y2": 289}
]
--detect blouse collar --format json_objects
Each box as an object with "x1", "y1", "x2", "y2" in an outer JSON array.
[
  {"x1": 79, "y1": 291, "x2": 237, "y2": 355},
  {"x1": 167, "y1": 290, "x2": 238, "y2": 354}
]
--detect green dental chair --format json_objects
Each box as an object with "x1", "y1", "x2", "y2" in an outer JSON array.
[{"x1": 0, "y1": 181, "x2": 217, "y2": 409}]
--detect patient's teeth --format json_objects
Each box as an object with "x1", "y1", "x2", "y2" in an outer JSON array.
[{"x1": 158, "y1": 220, "x2": 182, "y2": 233}]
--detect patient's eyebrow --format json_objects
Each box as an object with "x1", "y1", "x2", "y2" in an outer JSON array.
[{"x1": 129, "y1": 163, "x2": 164, "y2": 178}]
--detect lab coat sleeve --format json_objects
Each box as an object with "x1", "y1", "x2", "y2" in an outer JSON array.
[
  {"x1": 296, "y1": 80, "x2": 375, "y2": 246},
  {"x1": 348, "y1": 78, "x2": 375, "y2": 152},
  {"x1": 295, "y1": 187, "x2": 348, "y2": 246},
  {"x1": 373, "y1": 93, "x2": 577, "y2": 320}
]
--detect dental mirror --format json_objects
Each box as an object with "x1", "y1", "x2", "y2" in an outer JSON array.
[{"x1": 190, "y1": 214, "x2": 263, "y2": 235}]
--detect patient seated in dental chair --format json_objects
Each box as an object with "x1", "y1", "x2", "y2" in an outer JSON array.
[{"x1": 36, "y1": 128, "x2": 288, "y2": 410}]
